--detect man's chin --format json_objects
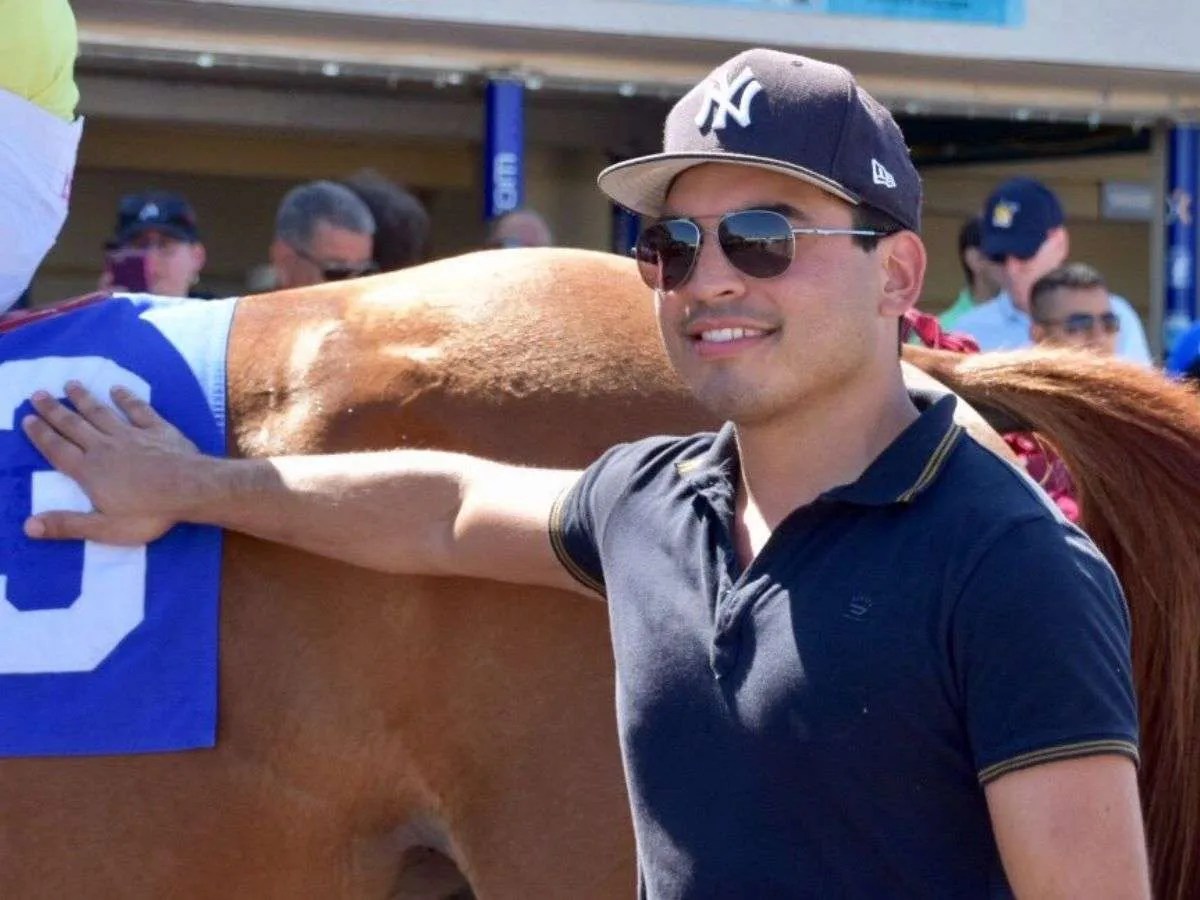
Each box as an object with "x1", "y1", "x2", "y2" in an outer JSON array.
[{"x1": 692, "y1": 387, "x2": 783, "y2": 426}]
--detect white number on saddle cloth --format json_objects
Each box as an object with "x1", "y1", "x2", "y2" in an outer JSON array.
[{"x1": 0, "y1": 357, "x2": 150, "y2": 673}]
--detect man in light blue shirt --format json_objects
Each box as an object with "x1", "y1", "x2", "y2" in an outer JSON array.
[{"x1": 953, "y1": 178, "x2": 1151, "y2": 364}]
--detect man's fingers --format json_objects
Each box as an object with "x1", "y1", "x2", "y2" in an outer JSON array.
[
  {"x1": 25, "y1": 511, "x2": 165, "y2": 546},
  {"x1": 64, "y1": 381, "x2": 129, "y2": 435},
  {"x1": 25, "y1": 511, "x2": 117, "y2": 543},
  {"x1": 21, "y1": 413, "x2": 85, "y2": 474},
  {"x1": 112, "y1": 386, "x2": 166, "y2": 430},
  {"x1": 28, "y1": 389, "x2": 100, "y2": 448}
]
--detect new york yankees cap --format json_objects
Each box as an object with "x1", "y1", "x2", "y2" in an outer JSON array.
[{"x1": 597, "y1": 48, "x2": 922, "y2": 231}]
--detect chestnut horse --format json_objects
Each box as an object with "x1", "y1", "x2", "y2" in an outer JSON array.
[{"x1": 0, "y1": 248, "x2": 1196, "y2": 899}]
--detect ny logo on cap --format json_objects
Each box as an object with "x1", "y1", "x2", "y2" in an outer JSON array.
[
  {"x1": 871, "y1": 159, "x2": 896, "y2": 189},
  {"x1": 138, "y1": 203, "x2": 160, "y2": 221},
  {"x1": 694, "y1": 66, "x2": 763, "y2": 132}
]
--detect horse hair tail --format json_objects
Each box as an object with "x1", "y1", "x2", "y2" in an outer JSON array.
[{"x1": 904, "y1": 345, "x2": 1200, "y2": 900}]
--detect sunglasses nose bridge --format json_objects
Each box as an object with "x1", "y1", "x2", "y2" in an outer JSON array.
[{"x1": 687, "y1": 221, "x2": 753, "y2": 295}]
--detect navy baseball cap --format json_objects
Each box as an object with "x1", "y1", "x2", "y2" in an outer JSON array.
[
  {"x1": 113, "y1": 191, "x2": 200, "y2": 244},
  {"x1": 980, "y1": 178, "x2": 1064, "y2": 260},
  {"x1": 597, "y1": 48, "x2": 923, "y2": 231}
]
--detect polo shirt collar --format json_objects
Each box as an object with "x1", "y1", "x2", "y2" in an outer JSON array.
[{"x1": 676, "y1": 394, "x2": 964, "y2": 508}]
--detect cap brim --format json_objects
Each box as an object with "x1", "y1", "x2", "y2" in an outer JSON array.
[
  {"x1": 597, "y1": 151, "x2": 861, "y2": 217},
  {"x1": 980, "y1": 231, "x2": 1041, "y2": 259},
  {"x1": 117, "y1": 223, "x2": 197, "y2": 244}
]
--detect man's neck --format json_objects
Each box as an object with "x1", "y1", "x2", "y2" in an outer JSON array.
[
  {"x1": 971, "y1": 283, "x2": 998, "y2": 304},
  {"x1": 731, "y1": 364, "x2": 919, "y2": 563}
]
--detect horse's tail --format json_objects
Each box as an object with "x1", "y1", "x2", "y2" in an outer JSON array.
[{"x1": 905, "y1": 345, "x2": 1200, "y2": 900}]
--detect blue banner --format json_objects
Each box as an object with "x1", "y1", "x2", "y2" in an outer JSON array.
[
  {"x1": 612, "y1": 205, "x2": 640, "y2": 258},
  {"x1": 641, "y1": 0, "x2": 1023, "y2": 25},
  {"x1": 827, "y1": 0, "x2": 1022, "y2": 25},
  {"x1": 484, "y1": 79, "x2": 525, "y2": 220},
  {"x1": 1164, "y1": 125, "x2": 1199, "y2": 355}
]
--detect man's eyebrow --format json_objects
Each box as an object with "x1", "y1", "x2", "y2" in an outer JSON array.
[{"x1": 753, "y1": 202, "x2": 811, "y2": 222}]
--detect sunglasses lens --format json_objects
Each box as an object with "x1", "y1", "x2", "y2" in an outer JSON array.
[
  {"x1": 634, "y1": 220, "x2": 700, "y2": 290},
  {"x1": 718, "y1": 210, "x2": 794, "y2": 279},
  {"x1": 1062, "y1": 313, "x2": 1121, "y2": 335},
  {"x1": 322, "y1": 262, "x2": 378, "y2": 281}
]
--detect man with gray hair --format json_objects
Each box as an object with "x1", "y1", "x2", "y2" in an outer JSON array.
[{"x1": 268, "y1": 179, "x2": 378, "y2": 289}]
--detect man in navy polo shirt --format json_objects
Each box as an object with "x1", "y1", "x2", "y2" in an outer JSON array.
[{"x1": 22, "y1": 49, "x2": 1148, "y2": 898}]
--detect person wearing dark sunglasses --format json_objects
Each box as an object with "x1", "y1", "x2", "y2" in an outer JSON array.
[
  {"x1": 953, "y1": 177, "x2": 1151, "y2": 363},
  {"x1": 19, "y1": 48, "x2": 1148, "y2": 900},
  {"x1": 1030, "y1": 262, "x2": 1121, "y2": 355},
  {"x1": 268, "y1": 180, "x2": 378, "y2": 289}
]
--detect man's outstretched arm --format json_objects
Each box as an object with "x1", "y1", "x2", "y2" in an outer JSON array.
[{"x1": 22, "y1": 382, "x2": 592, "y2": 596}]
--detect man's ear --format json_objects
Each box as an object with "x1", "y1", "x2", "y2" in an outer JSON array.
[
  {"x1": 1047, "y1": 226, "x2": 1069, "y2": 261},
  {"x1": 878, "y1": 231, "x2": 926, "y2": 317}
]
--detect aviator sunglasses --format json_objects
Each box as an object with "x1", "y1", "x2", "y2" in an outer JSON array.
[
  {"x1": 633, "y1": 208, "x2": 893, "y2": 291},
  {"x1": 1036, "y1": 311, "x2": 1121, "y2": 336}
]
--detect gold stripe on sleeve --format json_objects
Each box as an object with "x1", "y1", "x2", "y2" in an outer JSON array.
[
  {"x1": 548, "y1": 483, "x2": 607, "y2": 597},
  {"x1": 978, "y1": 739, "x2": 1140, "y2": 785}
]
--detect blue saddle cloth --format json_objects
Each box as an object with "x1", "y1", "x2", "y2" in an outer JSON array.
[{"x1": 0, "y1": 294, "x2": 235, "y2": 756}]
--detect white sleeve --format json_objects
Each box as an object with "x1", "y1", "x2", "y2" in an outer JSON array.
[{"x1": 1109, "y1": 294, "x2": 1153, "y2": 366}]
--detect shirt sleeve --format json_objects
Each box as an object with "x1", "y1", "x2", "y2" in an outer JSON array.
[
  {"x1": 1110, "y1": 295, "x2": 1153, "y2": 366},
  {"x1": 950, "y1": 517, "x2": 1139, "y2": 785},
  {"x1": 547, "y1": 441, "x2": 644, "y2": 597}
]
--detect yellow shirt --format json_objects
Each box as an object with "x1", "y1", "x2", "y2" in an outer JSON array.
[{"x1": 0, "y1": 0, "x2": 79, "y2": 122}]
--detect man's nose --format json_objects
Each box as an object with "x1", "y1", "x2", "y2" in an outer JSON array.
[{"x1": 684, "y1": 232, "x2": 743, "y2": 301}]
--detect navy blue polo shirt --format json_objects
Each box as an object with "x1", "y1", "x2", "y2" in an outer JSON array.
[{"x1": 550, "y1": 394, "x2": 1138, "y2": 899}]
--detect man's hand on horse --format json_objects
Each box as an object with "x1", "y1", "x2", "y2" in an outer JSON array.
[{"x1": 22, "y1": 382, "x2": 197, "y2": 545}]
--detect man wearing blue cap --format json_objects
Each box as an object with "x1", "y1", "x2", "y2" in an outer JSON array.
[
  {"x1": 102, "y1": 191, "x2": 210, "y2": 298},
  {"x1": 20, "y1": 48, "x2": 1149, "y2": 898},
  {"x1": 954, "y1": 177, "x2": 1152, "y2": 363}
]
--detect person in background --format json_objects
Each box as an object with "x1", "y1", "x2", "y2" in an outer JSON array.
[
  {"x1": 101, "y1": 191, "x2": 209, "y2": 298},
  {"x1": 1029, "y1": 262, "x2": 1119, "y2": 356},
  {"x1": 340, "y1": 169, "x2": 430, "y2": 272},
  {"x1": 0, "y1": 0, "x2": 83, "y2": 312},
  {"x1": 938, "y1": 215, "x2": 1001, "y2": 329},
  {"x1": 485, "y1": 208, "x2": 553, "y2": 249},
  {"x1": 953, "y1": 177, "x2": 1151, "y2": 364},
  {"x1": 269, "y1": 180, "x2": 378, "y2": 289}
]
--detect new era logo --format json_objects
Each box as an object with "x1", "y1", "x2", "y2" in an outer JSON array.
[
  {"x1": 871, "y1": 159, "x2": 896, "y2": 189},
  {"x1": 695, "y1": 66, "x2": 763, "y2": 132}
]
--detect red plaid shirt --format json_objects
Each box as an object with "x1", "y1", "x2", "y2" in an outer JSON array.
[{"x1": 903, "y1": 310, "x2": 1080, "y2": 523}]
